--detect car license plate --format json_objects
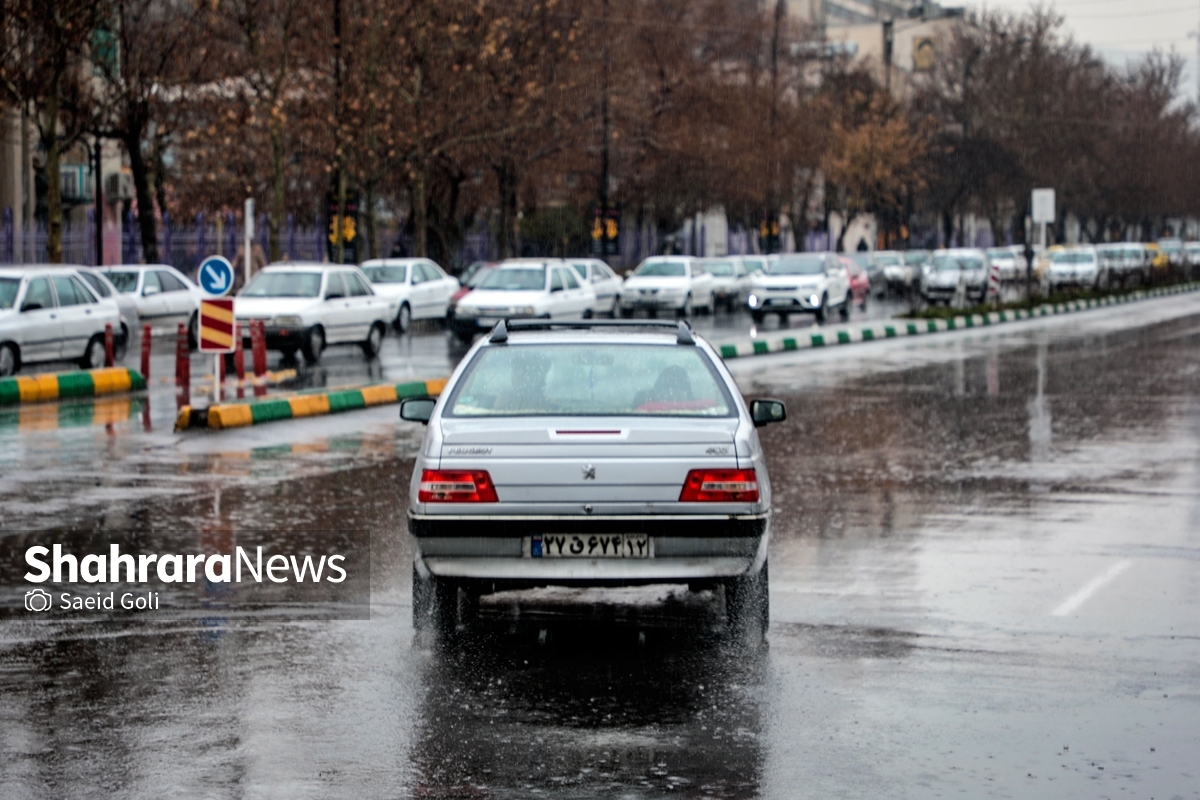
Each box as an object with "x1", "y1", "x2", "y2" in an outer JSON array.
[{"x1": 529, "y1": 533, "x2": 650, "y2": 558}]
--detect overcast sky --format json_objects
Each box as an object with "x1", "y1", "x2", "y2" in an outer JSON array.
[{"x1": 969, "y1": 0, "x2": 1200, "y2": 102}]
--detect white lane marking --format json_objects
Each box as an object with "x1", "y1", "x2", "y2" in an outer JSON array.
[{"x1": 1051, "y1": 560, "x2": 1133, "y2": 617}]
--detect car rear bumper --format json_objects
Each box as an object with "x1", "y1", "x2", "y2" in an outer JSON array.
[{"x1": 620, "y1": 295, "x2": 686, "y2": 310}]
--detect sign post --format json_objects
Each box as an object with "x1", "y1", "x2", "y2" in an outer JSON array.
[
  {"x1": 197, "y1": 255, "x2": 236, "y2": 402},
  {"x1": 244, "y1": 199, "x2": 254, "y2": 286},
  {"x1": 1031, "y1": 188, "x2": 1055, "y2": 249}
]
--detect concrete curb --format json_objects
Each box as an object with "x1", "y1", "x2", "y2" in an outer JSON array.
[
  {"x1": 175, "y1": 378, "x2": 448, "y2": 431},
  {"x1": 714, "y1": 283, "x2": 1200, "y2": 359},
  {"x1": 0, "y1": 367, "x2": 147, "y2": 406}
]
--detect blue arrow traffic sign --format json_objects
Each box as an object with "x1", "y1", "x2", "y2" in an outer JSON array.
[{"x1": 198, "y1": 255, "x2": 235, "y2": 296}]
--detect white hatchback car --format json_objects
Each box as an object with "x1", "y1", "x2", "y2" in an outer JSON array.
[
  {"x1": 0, "y1": 266, "x2": 123, "y2": 376},
  {"x1": 360, "y1": 258, "x2": 459, "y2": 333},
  {"x1": 102, "y1": 264, "x2": 205, "y2": 341},
  {"x1": 450, "y1": 259, "x2": 595, "y2": 344},
  {"x1": 566, "y1": 258, "x2": 624, "y2": 317},
  {"x1": 619, "y1": 256, "x2": 715, "y2": 317},
  {"x1": 234, "y1": 263, "x2": 395, "y2": 364},
  {"x1": 399, "y1": 319, "x2": 787, "y2": 640},
  {"x1": 747, "y1": 253, "x2": 851, "y2": 324}
]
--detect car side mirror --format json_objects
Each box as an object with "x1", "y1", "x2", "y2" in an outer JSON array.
[
  {"x1": 400, "y1": 397, "x2": 436, "y2": 424},
  {"x1": 21, "y1": 302, "x2": 42, "y2": 312},
  {"x1": 750, "y1": 399, "x2": 786, "y2": 427},
  {"x1": 142, "y1": 286, "x2": 160, "y2": 297}
]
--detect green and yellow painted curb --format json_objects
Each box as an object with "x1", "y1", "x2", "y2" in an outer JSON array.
[
  {"x1": 175, "y1": 378, "x2": 448, "y2": 431},
  {"x1": 0, "y1": 367, "x2": 147, "y2": 406},
  {"x1": 716, "y1": 282, "x2": 1200, "y2": 360}
]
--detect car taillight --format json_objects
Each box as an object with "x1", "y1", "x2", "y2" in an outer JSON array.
[
  {"x1": 678, "y1": 469, "x2": 759, "y2": 502},
  {"x1": 418, "y1": 470, "x2": 499, "y2": 503}
]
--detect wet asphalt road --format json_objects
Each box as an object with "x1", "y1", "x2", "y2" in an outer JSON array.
[{"x1": 2, "y1": 296, "x2": 1200, "y2": 798}]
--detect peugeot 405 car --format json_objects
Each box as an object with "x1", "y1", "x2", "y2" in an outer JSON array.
[{"x1": 400, "y1": 319, "x2": 786, "y2": 640}]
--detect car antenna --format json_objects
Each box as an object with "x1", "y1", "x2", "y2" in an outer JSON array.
[
  {"x1": 489, "y1": 319, "x2": 508, "y2": 343},
  {"x1": 676, "y1": 320, "x2": 694, "y2": 345}
]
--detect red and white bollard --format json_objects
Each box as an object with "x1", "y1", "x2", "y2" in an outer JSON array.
[
  {"x1": 140, "y1": 323, "x2": 152, "y2": 379},
  {"x1": 104, "y1": 323, "x2": 114, "y2": 368},
  {"x1": 251, "y1": 320, "x2": 268, "y2": 397},
  {"x1": 234, "y1": 323, "x2": 246, "y2": 399},
  {"x1": 175, "y1": 323, "x2": 190, "y2": 409}
]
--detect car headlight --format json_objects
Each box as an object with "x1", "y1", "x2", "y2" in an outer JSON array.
[
  {"x1": 272, "y1": 315, "x2": 303, "y2": 327},
  {"x1": 748, "y1": 294, "x2": 760, "y2": 308},
  {"x1": 515, "y1": 306, "x2": 536, "y2": 316}
]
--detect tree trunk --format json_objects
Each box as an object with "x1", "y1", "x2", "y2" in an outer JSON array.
[
  {"x1": 45, "y1": 81, "x2": 62, "y2": 263},
  {"x1": 411, "y1": 157, "x2": 427, "y2": 258},
  {"x1": 495, "y1": 158, "x2": 519, "y2": 259},
  {"x1": 125, "y1": 130, "x2": 159, "y2": 263},
  {"x1": 363, "y1": 178, "x2": 376, "y2": 260},
  {"x1": 270, "y1": 122, "x2": 285, "y2": 262}
]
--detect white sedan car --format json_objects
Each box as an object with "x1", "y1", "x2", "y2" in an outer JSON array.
[
  {"x1": 360, "y1": 258, "x2": 459, "y2": 333},
  {"x1": 102, "y1": 264, "x2": 205, "y2": 342},
  {"x1": 567, "y1": 258, "x2": 624, "y2": 317},
  {"x1": 618, "y1": 256, "x2": 715, "y2": 317},
  {"x1": 1044, "y1": 247, "x2": 1100, "y2": 291},
  {"x1": 450, "y1": 260, "x2": 595, "y2": 344},
  {"x1": 234, "y1": 263, "x2": 395, "y2": 364},
  {"x1": 700, "y1": 257, "x2": 751, "y2": 312},
  {"x1": 0, "y1": 266, "x2": 123, "y2": 376}
]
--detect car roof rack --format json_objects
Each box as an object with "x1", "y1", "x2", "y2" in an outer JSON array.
[{"x1": 489, "y1": 318, "x2": 695, "y2": 345}]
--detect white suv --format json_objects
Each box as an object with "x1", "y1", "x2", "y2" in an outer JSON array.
[{"x1": 747, "y1": 253, "x2": 851, "y2": 324}]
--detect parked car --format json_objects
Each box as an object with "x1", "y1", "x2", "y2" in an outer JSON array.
[
  {"x1": 1043, "y1": 247, "x2": 1100, "y2": 291},
  {"x1": 448, "y1": 264, "x2": 497, "y2": 318},
  {"x1": 847, "y1": 252, "x2": 884, "y2": 298},
  {"x1": 921, "y1": 249, "x2": 989, "y2": 304},
  {"x1": 985, "y1": 246, "x2": 1027, "y2": 282},
  {"x1": 458, "y1": 261, "x2": 496, "y2": 286},
  {"x1": 0, "y1": 266, "x2": 124, "y2": 376},
  {"x1": 700, "y1": 257, "x2": 751, "y2": 312},
  {"x1": 234, "y1": 262, "x2": 394, "y2": 364},
  {"x1": 747, "y1": 253, "x2": 851, "y2": 324},
  {"x1": 618, "y1": 256, "x2": 715, "y2": 318},
  {"x1": 872, "y1": 250, "x2": 911, "y2": 294},
  {"x1": 1143, "y1": 242, "x2": 1170, "y2": 276},
  {"x1": 400, "y1": 318, "x2": 786, "y2": 640},
  {"x1": 102, "y1": 264, "x2": 205, "y2": 344},
  {"x1": 360, "y1": 258, "x2": 459, "y2": 333},
  {"x1": 1157, "y1": 237, "x2": 1185, "y2": 271},
  {"x1": 1184, "y1": 241, "x2": 1200, "y2": 272},
  {"x1": 838, "y1": 255, "x2": 871, "y2": 310},
  {"x1": 1096, "y1": 243, "x2": 1148, "y2": 287},
  {"x1": 567, "y1": 258, "x2": 624, "y2": 317},
  {"x1": 450, "y1": 259, "x2": 595, "y2": 344},
  {"x1": 74, "y1": 267, "x2": 138, "y2": 347}
]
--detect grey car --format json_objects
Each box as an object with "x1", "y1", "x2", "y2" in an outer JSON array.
[{"x1": 400, "y1": 319, "x2": 786, "y2": 640}]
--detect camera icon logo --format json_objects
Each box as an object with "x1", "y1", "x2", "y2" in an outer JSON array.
[{"x1": 25, "y1": 589, "x2": 53, "y2": 612}]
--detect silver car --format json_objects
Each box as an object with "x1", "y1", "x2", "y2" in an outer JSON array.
[{"x1": 400, "y1": 319, "x2": 786, "y2": 640}]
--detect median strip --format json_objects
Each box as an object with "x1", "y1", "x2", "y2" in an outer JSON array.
[
  {"x1": 175, "y1": 378, "x2": 448, "y2": 431},
  {"x1": 0, "y1": 367, "x2": 147, "y2": 406},
  {"x1": 712, "y1": 282, "x2": 1200, "y2": 359}
]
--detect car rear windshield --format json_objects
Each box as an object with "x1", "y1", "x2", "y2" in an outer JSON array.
[
  {"x1": 446, "y1": 344, "x2": 735, "y2": 417},
  {"x1": 105, "y1": 271, "x2": 140, "y2": 293},
  {"x1": 932, "y1": 255, "x2": 983, "y2": 271},
  {"x1": 240, "y1": 271, "x2": 322, "y2": 298},
  {"x1": 77, "y1": 272, "x2": 112, "y2": 297},
  {"x1": 478, "y1": 268, "x2": 546, "y2": 291},
  {"x1": 769, "y1": 256, "x2": 824, "y2": 275},
  {"x1": 874, "y1": 253, "x2": 902, "y2": 266},
  {"x1": 636, "y1": 260, "x2": 687, "y2": 277},
  {"x1": 1050, "y1": 252, "x2": 1095, "y2": 264},
  {"x1": 0, "y1": 278, "x2": 18, "y2": 309},
  {"x1": 903, "y1": 252, "x2": 928, "y2": 264},
  {"x1": 704, "y1": 261, "x2": 735, "y2": 276},
  {"x1": 362, "y1": 265, "x2": 407, "y2": 284}
]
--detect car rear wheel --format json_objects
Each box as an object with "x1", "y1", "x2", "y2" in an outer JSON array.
[
  {"x1": 362, "y1": 322, "x2": 385, "y2": 357},
  {"x1": 79, "y1": 335, "x2": 106, "y2": 370},
  {"x1": 396, "y1": 302, "x2": 412, "y2": 334},
  {"x1": 0, "y1": 343, "x2": 18, "y2": 377},
  {"x1": 725, "y1": 561, "x2": 768, "y2": 642},
  {"x1": 302, "y1": 326, "x2": 325, "y2": 365}
]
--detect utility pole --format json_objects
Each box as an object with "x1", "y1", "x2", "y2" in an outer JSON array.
[
  {"x1": 600, "y1": 0, "x2": 610, "y2": 235},
  {"x1": 332, "y1": 0, "x2": 346, "y2": 264},
  {"x1": 93, "y1": 137, "x2": 103, "y2": 267},
  {"x1": 883, "y1": 19, "x2": 894, "y2": 95}
]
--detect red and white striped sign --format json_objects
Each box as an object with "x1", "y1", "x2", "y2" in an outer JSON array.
[
  {"x1": 987, "y1": 261, "x2": 1002, "y2": 299},
  {"x1": 198, "y1": 299, "x2": 235, "y2": 353}
]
